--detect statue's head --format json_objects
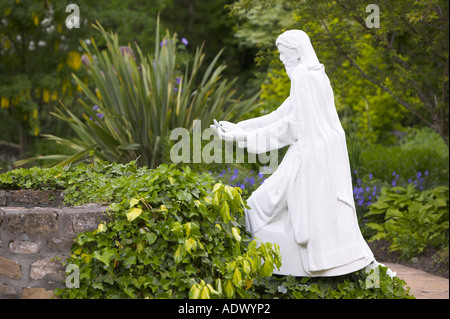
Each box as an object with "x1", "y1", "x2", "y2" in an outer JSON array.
[{"x1": 276, "y1": 30, "x2": 320, "y2": 74}]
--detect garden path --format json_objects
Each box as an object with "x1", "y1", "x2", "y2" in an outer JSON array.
[{"x1": 382, "y1": 262, "x2": 449, "y2": 299}]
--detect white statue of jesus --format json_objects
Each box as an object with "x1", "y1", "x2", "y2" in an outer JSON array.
[{"x1": 213, "y1": 30, "x2": 392, "y2": 277}]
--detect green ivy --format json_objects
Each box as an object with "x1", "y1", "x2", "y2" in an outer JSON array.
[
  {"x1": 365, "y1": 183, "x2": 449, "y2": 260},
  {"x1": 0, "y1": 161, "x2": 414, "y2": 299},
  {"x1": 52, "y1": 164, "x2": 282, "y2": 299}
]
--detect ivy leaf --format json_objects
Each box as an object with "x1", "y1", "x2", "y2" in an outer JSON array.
[
  {"x1": 200, "y1": 286, "x2": 210, "y2": 299},
  {"x1": 127, "y1": 207, "x2": 142, "y2": 222},
  {"x1": 185, "y1": 237, "x2": 197, "y2": 254},
  {"x1": 174, "y1": 245, "x2": 183, "y2": 264},
  {"x1": 232, "y1": 268, "x2": 243, "y2": 288},
  {"x1": 189, "y1": 284, "x2": 201, "y2": 299},
  {"x1": 224, "y1": 279, "x2": 235, "y2": 299},
  {"x1": 260, "y1": 259, "x2": 274, "y2": 277},
  {"x1": 93, "y1": 248, "x2": 116, "y2": 267},
  {"x1": 231, "y1": 227, "x2": 241, "y2": 242},
  {"x1": 130, "y1": 198, "x2": 140, "y2": 208}
]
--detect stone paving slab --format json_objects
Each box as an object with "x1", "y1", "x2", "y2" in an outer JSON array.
[{"x1": 383, "y1": 262, "x2": 449, "y2": 299}]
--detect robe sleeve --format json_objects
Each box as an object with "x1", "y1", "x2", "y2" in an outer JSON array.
[
  {"x1": 236, "y1": 97, "x2": 292, "y2": 131},
  {"x1": 243, "y1": 106, "x2": 298, "y2": 154}
]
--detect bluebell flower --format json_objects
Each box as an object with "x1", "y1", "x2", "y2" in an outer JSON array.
[
  {"x1": 408, "y1": 178, "x2": 412, "y2": 184},
  {"x1": 356, "y1": 179, "x2": 361, "y2": 186},
  {"x1": 417, "y1": 171, "x2": 422, "y2": 178},
  {"x1": 392, "y1": 171, "x2": 396, "y2": 176},
  {"x1": 365, "y1": 186, "x2": 370, "y2": 192},
  {"x1": 425, "y1": 170, "x2": 429, "y2": 176},
  {"x1": 368, "y1": 173, "x2": 373, "y2": 179},
  {"x1": 181, "y1": 38, "x2": 188, "y2": 46},
  {"x1": 92, "y1": 105, "x2": 99, "y2": 111},
  {"x1": 392, "y1": 179, "x2": 397, "y2": 186}
]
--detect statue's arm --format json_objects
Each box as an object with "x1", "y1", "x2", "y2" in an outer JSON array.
[
  {"x1": 236, "y1": 97, "x2": 291, "y2": 131},
  {"x1": 244, "y1": 110, "x2": 298, "y2": 154}
]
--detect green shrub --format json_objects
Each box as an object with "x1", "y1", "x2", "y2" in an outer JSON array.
[
  {"x1": 359, "y1": 127, "x2": 449, "y2": 186},
  {"x1": 365, "y1": 183, "x2": 449, "y2": 260},
  {"x1": 0, "y1": 161, "x2": 414, "y2": 299},
  {"x1": 54, "y1": 164, "x2": 282, "y2": 299}
]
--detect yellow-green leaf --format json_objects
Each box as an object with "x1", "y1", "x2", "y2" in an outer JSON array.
[
  {"x1": 232, "y1": 268, "x2": 243, "y2": 288},
  {"x1": 213, "y1": 183, "x2": 222, "y2": 193},
  {"x1": 174, "y1": 245, "x2": 182, "y2": 264},
  {"x1": 200, "y1": 286, "x2": 210, "y2": 299},
  {"x1": 126, "y1": 207, "x2": 142, "y2": 222},
  {"x1": 231, "y1": 227, "x2": 241, "y2": 242},
  {"x1": 96, "y1": 223, "x2": 107, "y2": 233},
  {"x1": 224, "y1": 185, "x2": 235, "y2": 200},
  {"x1": 224, "y1": 279, "x2": 235, "y2": 298},
  {"x1": 215, "y1": 278, "x2": 223, "y2": 296},
  {"x1": 242, "y1": 260, "x2": 251, "y2": 274},
  {"x1": 189, "y1": 284, "x2": 201, "y2": 299},
  {"x1": 130, "y1": 198, "x2": 139, "y2": 208},
  {"x1": 185, "y1": 237, "x2": 197, "y2": 254},
  {"x1": 260, "y1": 259, "x2": 274, "y2": 277}
]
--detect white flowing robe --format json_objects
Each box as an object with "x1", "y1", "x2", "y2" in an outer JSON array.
[{"x1": 238, "y1": 61, "x2": 374, "y2": 277}]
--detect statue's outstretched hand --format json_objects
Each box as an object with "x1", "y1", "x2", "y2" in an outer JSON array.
[
  {"x1": 218, "y1": 121, "x2": 241, "y2": 133},
  {"x1": 210, "y1": 120, "x2": 246, "y2": 143},
  {"x1": 217, "y1": 127, "x2": 247, "y2": 143}
]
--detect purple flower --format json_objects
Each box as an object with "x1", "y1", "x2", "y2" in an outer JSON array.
[
  {"x1": 425, "y1": 170, "x2": 429, "y2": 176},
  {"x1": 92, "y1": 105, "x2": 99, "y2": 111},
  {"x1": 368, "y1": 173, "x2": 373, "y2": 179},
  {"x1": 120, "y1": 46, "x2": 135, "y2": 61},
  {"x1": 160, "y1": 39, "x2": 172, "y2": 47},
  {"x1": 365, "y1": 186, "x2": 370, "y2": 192},
  {"x1": 392, "y1": 171, "x2": 396, "y2": 176},
  {"x1": 97, "y1": 113, "x2": 104, "y2": 119},
  {"x1": 417, "y1": 171, "x2": 422, "y2": 178},
  {"x1": 81, "y1": 54, "x2": 90, "y2": 67},
  {"x1": 175, "y1": 77, "x2": 181, "y2": 84},
  {"x1": 408, "y1": 178, "x2": 412, "y2": 184},
  {"x1": 181, "y1": 38, "x2": 188, "y2": 46},
  {"x1": 392, "y1": 179, "x2": 397, "y2": 186},
  {"x1": 258, "y1": 172, "x2": 264, "y2": 179}
]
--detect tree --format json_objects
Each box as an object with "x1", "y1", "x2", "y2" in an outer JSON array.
[
  {"x1": 229, "y1": 0, "x2": 449, "y2": 146},
  {"x1": 0, "y1": 0, "x2": 170, "y2": 159}
]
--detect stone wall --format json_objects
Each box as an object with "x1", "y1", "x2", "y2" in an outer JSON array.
[{"x1": 0, "y1": 190, "x2": 109, "y2": 299}]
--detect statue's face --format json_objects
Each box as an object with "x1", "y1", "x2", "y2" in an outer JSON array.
[{"x1": 278, "y1": 44, "x2": 301, "y2": 74}]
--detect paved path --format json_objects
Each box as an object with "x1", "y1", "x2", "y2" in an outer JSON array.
[{"x1": 382, "y1": 262, "x2": 449, "y2": 299}]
